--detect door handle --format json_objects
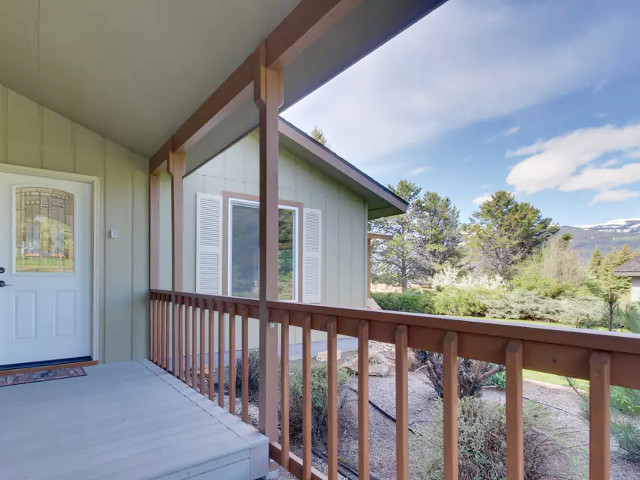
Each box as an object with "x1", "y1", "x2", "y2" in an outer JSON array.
[{"x1": 0, "y1": 281, "x2": 12, "y2": 287}]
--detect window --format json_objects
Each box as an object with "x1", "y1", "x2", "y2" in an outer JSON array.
[
  {"x1": 228, "y1": 199, "x2": 298, "y2": 301},
  {"x1": 14, "y1": 187, "x2": 75, "y2": 273}
]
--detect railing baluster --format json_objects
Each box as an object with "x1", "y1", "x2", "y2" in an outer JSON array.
[
  {"x1": 165, "y1": 295, "x2": 170, "y2": 371},
  {"x1": 185, "y1": 298, "x2": 191, "y2": 385},
  {"x1": 281, "y1": 312, "x2": 290, "y2": 469},
  {"x1": 506, "y1": 340, "x2": 523, "y2": 479},
  {"x1": 178, "y1": 298, "x2": 184, "y2": 380},
  {"x1": 218, "y1": 302, "x2": 226, "y2": 408},
  {"x1": 242, "y1": 306, "x2": 249, "y2": 423},
  {"x1": 160, "y1": 296, "x2": 166, "y2": 369},
  {"x1": 208, "y1": 300, "x2": 215, "y2": 401},
  {"x1": 228, "y1": 304, "x2": 236, "y2": 415},
  {"x1": 590, "y1": 352, "x2": 611, "y2": 480},
  {"x1": 302, "y1": 314, "x2": 312, "y2": 480},
  {"x1": 200, "y1": 301, "x2": 206, "y2": 395},
  {"x1": 395, "y1": 325, "x2": 409, "y2": 480},
  {"x1": 192, "y1": 300, "x2": 197, "y2": 390},
  {"x1": 173, "y1": 298, "x2": 179, "y2": 376},
  {"x1": 443, "y1": 332, "x2": 459, "y2": 480},
  {"x1": 358, "y1": 320, "x2": 370, "y2": 480},
  {"x1": 150, "y1": 298, "x2": 156, "y2": 364},
  {"x1": 327, "y1": 317, "x2": 338, "y2": 480}
]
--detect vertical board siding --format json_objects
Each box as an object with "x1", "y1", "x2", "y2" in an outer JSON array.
[
  {"x1": 184, "y1": 130, "x2": 368, "y2": 310},
  {"x1": 0, "y1": 83, "x2": 149, "y2": 362}
]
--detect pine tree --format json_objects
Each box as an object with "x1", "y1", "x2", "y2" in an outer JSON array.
[
  {"x1": 589, "y1": 246, "x2": 603, "y2": 275},
  {"x1": 310, "y1": 126, "x2": 329, "y2": 147}
]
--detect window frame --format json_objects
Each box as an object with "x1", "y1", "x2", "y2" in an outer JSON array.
[{"x1": 226, "y1": 196, "x2": 300, "y2": 302}]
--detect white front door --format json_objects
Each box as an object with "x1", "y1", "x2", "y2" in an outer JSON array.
[{"x1": 0, "y1": 171, "x2": 93, "y2": 367}]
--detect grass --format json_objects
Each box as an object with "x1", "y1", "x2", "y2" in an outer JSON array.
[{"x1": 16, "y1": 257, "x2": 73, "y2": 273}]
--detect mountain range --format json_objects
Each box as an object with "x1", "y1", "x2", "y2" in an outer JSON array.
[{"x1": 559, "y1": 218, "x2": 640, "y2": 262}]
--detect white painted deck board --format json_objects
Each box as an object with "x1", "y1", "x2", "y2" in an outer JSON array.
[{"x1": 0, "y1": 360, "x2": 268, "y2": 480}]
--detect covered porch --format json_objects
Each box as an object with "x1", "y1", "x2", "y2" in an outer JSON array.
[{"x1": 0, "y1": 360, "x2": 268, "y2": 480}]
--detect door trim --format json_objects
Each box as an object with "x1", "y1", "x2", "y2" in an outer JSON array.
[{"x1": 0, "y1": 163, "x2": 101, "y2": 363}]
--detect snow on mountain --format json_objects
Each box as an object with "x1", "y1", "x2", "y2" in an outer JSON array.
[{"x1": 575, "y1": 218, "x2": 640, "y2": 233}]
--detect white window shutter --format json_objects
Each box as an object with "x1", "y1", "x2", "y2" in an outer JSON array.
[
  {"x1": 196, "y1": 193, "x2": 222, "y2": 294},
  {"x1": 303, "y1": 208, "x2": 322, "y2": 303}
]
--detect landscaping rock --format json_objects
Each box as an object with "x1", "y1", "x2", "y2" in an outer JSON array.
[{"x1": 344, "y1": 351, "x2": 391, "y2": 377}]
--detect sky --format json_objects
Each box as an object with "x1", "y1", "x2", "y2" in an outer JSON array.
[{"x1": 282, "y1": 0, "x2": 640, "y2": 226}]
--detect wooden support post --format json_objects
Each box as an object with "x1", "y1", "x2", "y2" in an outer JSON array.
[
  {"x1": 395, "y1": 326, "x2": 409, "y2": 480},
  {"x1": 149, "y1": 174, "x2": 159, "y2": 362},
  {"x1": 255, "y1": 43, "x2": 283, "y2": 441},
  {"x1": 443, "y1": 332, "x2": 458, "y2": 480},
  {"x1": 358, "y1": 321, "x2": 370, "y2": 480},
  {"x1": 169, "y1": 152, "x2": 185, "y2": 377},
  {"x1": 506, "y1": 341, "x2": 523, "y2": 480},
  {"x1": 590, "y1": 352, "x2": 611, "y2": 480}
]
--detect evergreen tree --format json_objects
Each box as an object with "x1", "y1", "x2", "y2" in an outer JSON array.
[
  {"x1": 596, "y1": 245, "x2": 637, "y2": 296},
  {"x1": 466, "y1": 191, "x2": 558, "y2": 278},
  {"x1": 370, "y1": 181, "x2": 462, "y2": 290},
  {"x1": 310, "y1": 126, "x2": 329, "y2": 147},
  {"x1": 588, "y1": 246, "x2": 603, "y2": 275}
]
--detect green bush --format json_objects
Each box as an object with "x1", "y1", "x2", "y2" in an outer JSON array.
[
  {"x1": 289, "y1": 363, "x2": 351, "y2": 447},
  {"x1": 372, "y1": 290, "x2": 434, "y2": 313},
  {"x1": 511, "y1": 265, "x2": 576, "y2": 299},
  {"x1": 611, "y1": 387, "x2": 640, "y2": 415},
  {"x1": 488, "y1": 371, "x2": 506, "y2": 390},
  {"x1": 414, "y1": 398, "x2": 581, "y2": 479},
  {"x1": 485, "y1": 290, "x2": 601, "y2": 324},
  {"x1": 432, "y1": 287, "x2": 490, "y2": 317},
  {"x1": 612, "y1": 422, "x2": 640, "y2": 462}
]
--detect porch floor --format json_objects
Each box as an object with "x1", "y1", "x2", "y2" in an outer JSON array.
[{"x1": 0, "y1": 359, "x2": 268, "y2": 480}]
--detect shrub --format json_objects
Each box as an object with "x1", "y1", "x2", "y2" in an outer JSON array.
[
  {"x1": 372, "y1": 290, "x2": 434, "y2": 314},
  {"x1": 414, "y1": 398, "x2": 581, "y2": 479},
  {"x1": 432, "y1": 287, "x2": 489, "y2": 317},
  {"x1": 415, "y1": 351, "x2": 502, "y2": 398},
  {"x1": 488, "y1": 371, "x2": 506, "y2": 390},
  {"x1": 612, "y1": 422, "x2": 640, "y2": 462},
  {"x1": 431, "y1": 265, "x2": 504, "y2": 290},
  {"x1": 289, "y1": 363, "x2": 351, "y2": 447},
  {"x1": 611, "y1": 387, "x2": 640, "y2": 415},
  {"x1": 485, "y1": 290, "x2": 601, "y2": 325},
  {"x1": 235, "y1": 350, "x2": 260, "y2": 400}
]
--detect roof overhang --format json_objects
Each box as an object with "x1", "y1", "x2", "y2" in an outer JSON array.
[
  {"x1": 278, "y1": 118, "x2": 407, "y2": 219},
  {"x1": 613, "y1": 271, "x2": 640, "y2": 277},
  {"x1": 0, "y1": 0, "x2": 446, "y2": 169}
]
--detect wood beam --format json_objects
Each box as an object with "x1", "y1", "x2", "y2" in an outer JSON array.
[
  {"x1": 148, "y1": 0, "x2": 360, "y2": 171},
  {"x1": 168, "y1": 151, "x2": 186, "y2": 292},
  {"x1": 255, "y1": 43, "x2": 283, "y2": 441},
  {"x1": 149, "y1": 174, "x2": 160, "y2": 290}
]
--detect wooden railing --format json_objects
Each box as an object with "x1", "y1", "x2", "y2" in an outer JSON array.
[{"x1": 150, "y1": 289, "x2": 640, "y2": 480}]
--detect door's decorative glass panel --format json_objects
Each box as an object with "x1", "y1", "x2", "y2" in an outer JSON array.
[{"x1": 15, "y1": 187, "x2": 75, "y2": 273}]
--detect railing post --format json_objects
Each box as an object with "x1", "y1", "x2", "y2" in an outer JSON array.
[
  {"x1": 590, "y1": 352, "x2": 611, "y2": 480},
  {"x1": 506, "y1": 341, "x2": 523, "y2": 479},
  {"x1": 149, "y1": 175, "x2": 159, "y2": 361},
  {"x1": 254, "y1": 42, "x2": 283, "y2": 441},
  {"x1": 327, "y1": 317, "x2": 338, "y2": 480},
  {"x1": 358, "y1": 320, "x2": 370, "y2": 480},
  {"x1": 443, "y1": 332, "x2": 459, "y2": 480},
  {"x1": 395, "y1": 325, "x2": 409, "y2": 480}
]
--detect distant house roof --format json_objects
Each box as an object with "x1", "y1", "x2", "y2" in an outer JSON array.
[
  {"x1": 614, "y1": 256, "x2": 640, "y2": 276},
  {"x1": 278, "y1": 117, "x2": 408, "y2": 219}
]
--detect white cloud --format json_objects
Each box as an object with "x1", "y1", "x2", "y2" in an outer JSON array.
[
  {"x1": 590, "y1": 189, "x2": 640, "y2": 204},
  {"x1": 283, "y1": 0, "x2": 640, "y2": 166},
  {"x1": 473, "y1": 193, "x2": 493, "y2": 205},
  {"x1": 562, "y1": 163, "x2": 640, "y2": 191},
  {"x1": 506, "y1": 124, "x2": 640, "y2": 193},
  {"x1": 409, "y1": 166, "x2": 428, "y2": 176},
  {"x1": 601, "y1": 158, "x2": 619, "y2": 168},
  {"x1": 505, "y1": 125, "x2": 520, "y2": 136},
  {"x1": 487, "y1": 125, "x2": 520, "y2": 143},
  {"x1": 625, "y1": 150, "x2": 640, "y2": 159}
]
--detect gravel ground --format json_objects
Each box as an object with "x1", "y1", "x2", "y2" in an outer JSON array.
[{"x1": 200, "y1": 350, "x2": 640, "y2": 479}]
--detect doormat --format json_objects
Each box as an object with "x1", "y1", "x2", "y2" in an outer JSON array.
[{"x1": 0, "y1": 367, "x2": 86, "y2": 387}]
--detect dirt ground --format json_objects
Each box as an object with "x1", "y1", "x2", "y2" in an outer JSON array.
[{"x1": 205, "y1": 347, "x2": 639, "y2": 479}]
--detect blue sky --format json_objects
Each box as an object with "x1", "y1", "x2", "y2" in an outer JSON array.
[{"x1": 282, "y1": 0, "x2": 640, "y2": 226}]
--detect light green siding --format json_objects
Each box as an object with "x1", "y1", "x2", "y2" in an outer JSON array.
[
  {"x1": 182, "y1": 131, "x2": 368, "y2": 349},
  {"x1": 0, "y1": 84, "x2": 149, "y2": 363}
]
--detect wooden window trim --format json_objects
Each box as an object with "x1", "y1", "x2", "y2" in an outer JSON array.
[{"x1": 221, "y1": 191, "x2": 303, "y2": 302}]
